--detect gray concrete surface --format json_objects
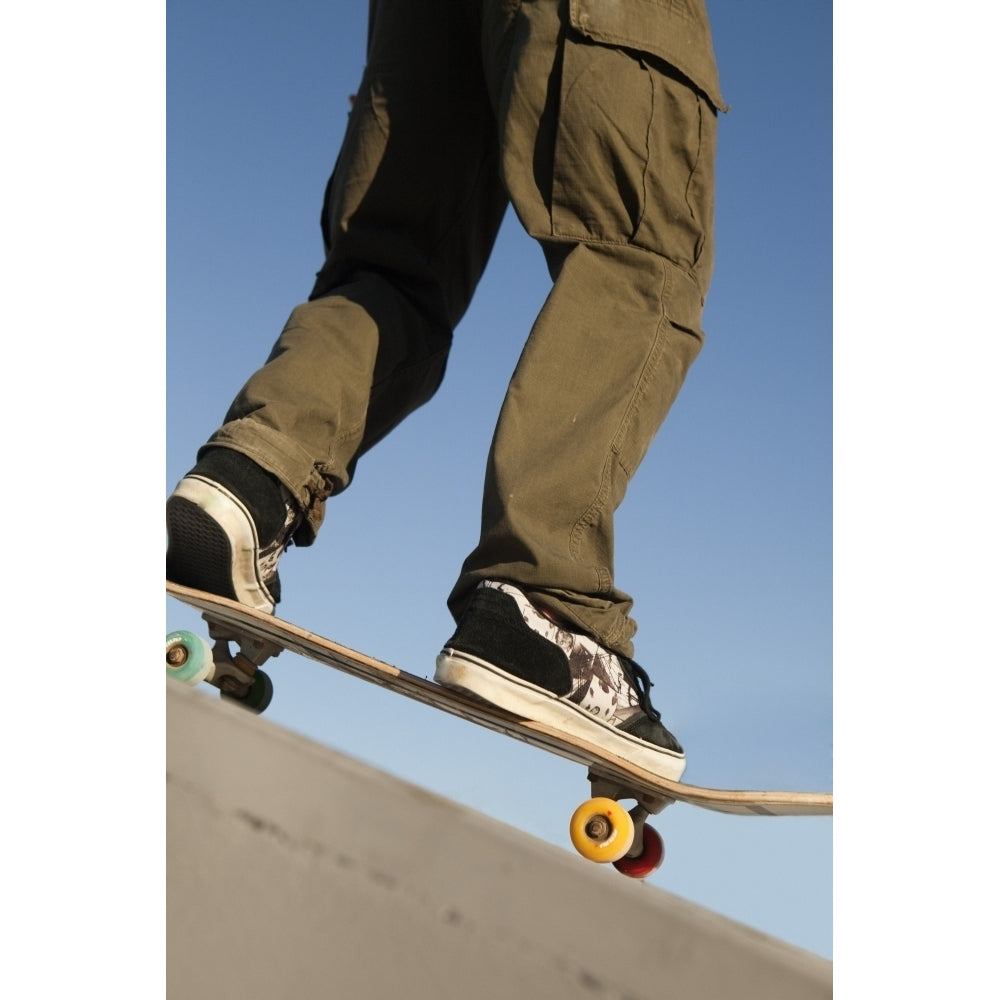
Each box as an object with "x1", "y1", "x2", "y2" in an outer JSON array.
[{"x1": 167, "y1": 682, "x2": 832, "y2": 999}]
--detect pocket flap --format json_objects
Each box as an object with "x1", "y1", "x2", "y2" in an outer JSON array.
[{"x1": 569, "y1": 0, "x2": 726, "y2": 110}]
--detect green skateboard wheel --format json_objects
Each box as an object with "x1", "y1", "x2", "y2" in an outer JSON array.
[
  {"x1": 166, "y1": 630, "x2": 213, "y2": 686},
  {"x1": 221, "y1": 669, "x2": 273, "y2": 714}
]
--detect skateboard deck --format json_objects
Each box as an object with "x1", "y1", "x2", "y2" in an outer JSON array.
[{"x1": 167, "y1": 581, "x2": 832, "y2": 875}]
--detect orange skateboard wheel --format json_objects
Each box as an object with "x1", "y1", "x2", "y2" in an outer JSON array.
[{"x1": 569, "y1": 797, "x2": 635, "y2": 864}]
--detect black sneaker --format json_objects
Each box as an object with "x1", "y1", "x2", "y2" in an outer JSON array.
[
  {"x1": 166, "y1": 449, "x2": 302, "y2": 614},
  {"x1": 435, "y1": 581, "x2": 686, "y2": 781}
]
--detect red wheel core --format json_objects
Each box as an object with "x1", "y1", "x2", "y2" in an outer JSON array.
[{"x1": 612, "y1": 823, "x2": 664, "y2": 878}]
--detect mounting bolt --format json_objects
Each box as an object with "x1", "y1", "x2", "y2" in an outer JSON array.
[
  {"x1": 166, "y1": 642, "x2": 188, "y2": 668},
  {"x1": 586, "y1": 815, "x2": 612, "y2": 842}
]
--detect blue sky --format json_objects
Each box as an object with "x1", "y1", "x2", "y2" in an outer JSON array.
[{"x1": 165, "y1": 0, "x2": 833, "y2": 957}]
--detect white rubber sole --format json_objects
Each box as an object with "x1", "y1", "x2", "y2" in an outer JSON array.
[{"x1": 435, "y1": 648, "x2": 686, "y2": 782}]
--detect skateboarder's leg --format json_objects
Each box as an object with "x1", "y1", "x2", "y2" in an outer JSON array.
[
  {"x1": 449, "y1": 0, "x2": 719, "y2": 659},
  {"x1": 168, "y1": 0, "x2": 508, "y2": 606},
  {"x1": 202, "y1": 0, "x2": 507, "y2": 534},
  {"x1": 436, "y1": 1, "x2": 720, "y2": 777},
  {"x1": 449, "y1": 241, "x2": 707, "y2": 656}
]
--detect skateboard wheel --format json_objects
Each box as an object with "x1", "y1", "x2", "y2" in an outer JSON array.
[
  {"x1": 221, "y1": 669, "x2": 273, "y2": 714},
  {"x1": 613, "y1": 822, "x2": 665, "y2": 879},
  {"x1": 166, "y1": 631, "x2": 213, "y2": 686},
  {"x1": 569, "y1": 797, "x2": 635, "y2": 864}
]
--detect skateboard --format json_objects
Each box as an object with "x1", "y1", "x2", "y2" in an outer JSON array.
[{"x1": 167, "y1": 580, "x2": 833, "y2": 878}]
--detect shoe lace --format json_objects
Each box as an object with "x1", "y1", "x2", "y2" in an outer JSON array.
[{"x1": 622, "y1": 659, "x2": 661, "y2": 722}]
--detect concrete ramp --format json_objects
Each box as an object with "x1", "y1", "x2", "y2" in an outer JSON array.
[{"x1": 167, "y1": 682, "x2": 831, "y2": 999}]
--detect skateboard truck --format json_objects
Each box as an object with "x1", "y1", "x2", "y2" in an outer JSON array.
[
  {"x1": 165, "y1": 618, "x2": 282, "y2": 713},
  {"x1": 568, "y1": 769, "x2": 676, "y2": 878}
]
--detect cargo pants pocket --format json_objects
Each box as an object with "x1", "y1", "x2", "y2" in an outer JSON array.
[{"x1": 551, "y1": 0, "x2": 722, "y2": 309}]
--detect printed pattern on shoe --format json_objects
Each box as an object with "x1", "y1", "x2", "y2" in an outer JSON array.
[
  {"x1": 255, "y1": 496, "x2": 300, "y2": 593},
  {"x1": 489, "y1": 582, "x2": 645, "y2": 728}
]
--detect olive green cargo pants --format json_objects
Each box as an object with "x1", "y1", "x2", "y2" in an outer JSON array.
[{"x1": 201, "y1": 0, "x2": 724, "y2": 657}]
